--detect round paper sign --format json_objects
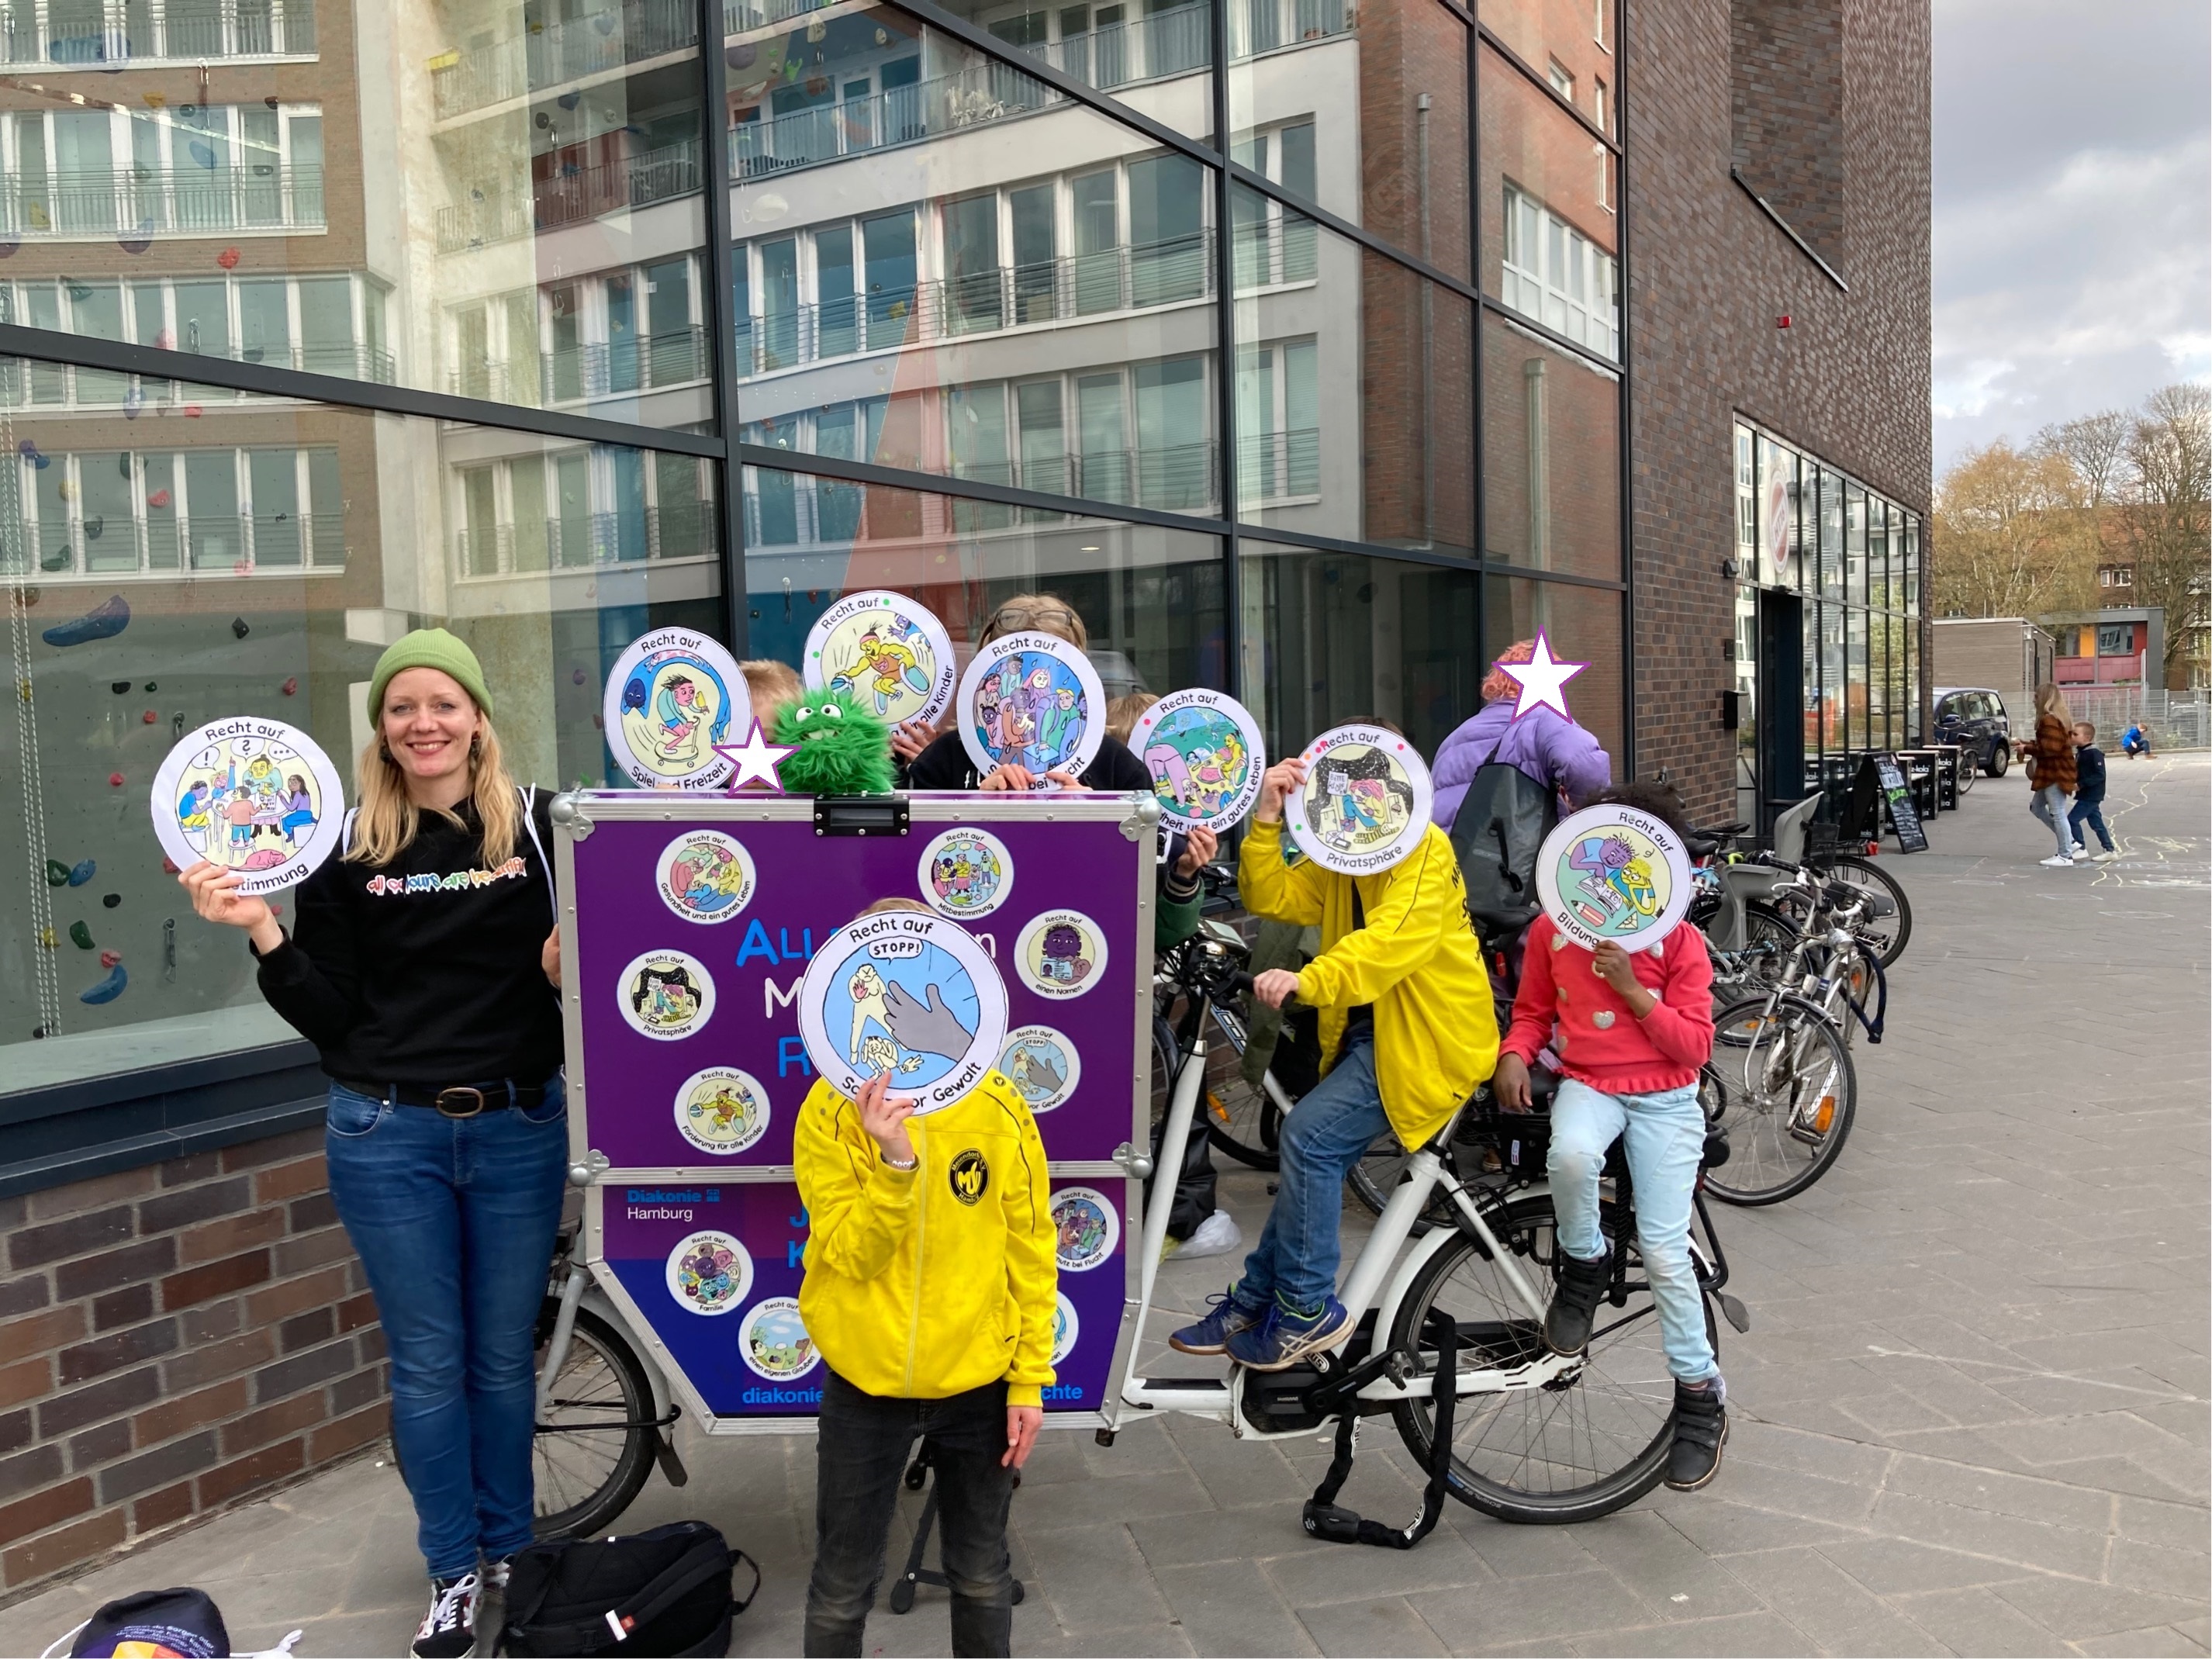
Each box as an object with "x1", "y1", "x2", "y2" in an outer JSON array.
[
  {"x1": 804, "y1": 590, "x2": 957, "y2": 728},
  {"x1": 738, "y1": 1296, "x2": 819, "y2": 1381},
  {"x1": 1535, "y1": 804, "x2": 1695, "y2": 953},
  {"x1": 1130, "y1": 689, "x2": 1267, "y2": 834},
  {"x1": 666, "y1": 1231, "x2": 752, "y2": 1316},
  {"x1": 1284, "y1": 724, "x2": 1434, "y2": 876},
  {"x1": 796, "y1": 908, "x2": 1009, "y2": 1114},
  {"x1": 603, "y1": 627, "x2": 746, "y2": 790},
  {"x1": 997, "y1": 1025, "x2": 1080, "y2": 1114},
  {"x1": 152, "y1": 717, "x2": 346, "y2": 896},
  {"x1": 956, "y1": 633, "x2": 1105, "y2": 781}
]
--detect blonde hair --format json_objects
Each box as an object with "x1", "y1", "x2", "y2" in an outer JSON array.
[
  {"x1": 980, "y1": 592, "x2": 1088, "y2": 651},
  {"x1": 855, "y1": 897, "x2": 934, "y2": 921},
  {"x1": 741, "y1": 658, "x2": 804, "y2": 708},
  {"x1": 2034, "y1": 683, "x2": 2073, "y2": 727},
  {"x1": 1106, "y1": 691, "x2": 1158, "y2": 744},
  {"x1": 349, "y1": 693, "x2": 521, "y2": 868}
]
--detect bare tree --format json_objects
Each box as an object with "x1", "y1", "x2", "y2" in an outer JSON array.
[
  {"x1": 2117, "y1": 383, "x2": 2212, "y2": 685},
  {"x1": 2034, "y1": 409, "x2": 2133, "y2": 509}
]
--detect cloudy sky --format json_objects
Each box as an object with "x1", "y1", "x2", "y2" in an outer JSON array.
[{"x1": 1933, "y1": 0, "x2": 2211, "y2": 468}]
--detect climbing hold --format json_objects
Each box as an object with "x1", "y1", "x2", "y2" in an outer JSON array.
[
  {"x1": 69, "y1": 920, "x2": 94, "y2": 949},
  {"x1": 112, "y1": 679, "x2": 130, "y2": 694},
  {"x1": 143, "y1": 708, "x2": 157, "y2": 723},
  {"x1": 99, "y1": 949, "x2": 121, "y2": 968},
  {"x1": 102, "y1": 893, "x2": 121, "y2": 908},
  {"x1": 282, "y1": 676, "x2": 297, "y2": 696},
  {"x1": 40, "y1": 548, "x2": 70, "y2": 572},
  {"x1": 56, "y1": 479, "x2": 74, "y2": 502},
  {"x1": 109, "y1": 771, "x2": 125, "y2": 786},
  {"x1": 189, "y1": 140, "x2": 219, "y2": 169},
  {"x1": 230, "y1": 617, "x2": 250, "y2": 639},
  {"x1": 36, "y1": 926, "x2": 56, "y2": 949},
  {"x1": 79, "y1": 963, "x2": 126, "y2": 1004},
  {"x1": 0, "y1": 230, "x2": 19, "y2": 258},
  {"x1": 183, "y1": 405, "x2": 202, "y2": 418},
  {"x1": 64, "y1": 279, "x2": 92, "y2": 302},
  {"x1": 144, "y1": 682, "x2": 156, "y2": 691},
  {"x1": 146, "y1": 488, "x2": 171, "y2": 508},
  {"x1": 268, "y1": 903, "x2": 283, "y2": 918},
  {"x1": 141, "y1": 90, "x2": 164, "y2": 106},
  {"x1": 572, "y1": 667, "x2": 586, "y2": 685},
  {"x1": 30, "y1": 1026, "x2": 44, "y2": 1039},
  {"x1": 44, "y1": 857, "x2": 71, "y2": 886},
  {"x1": 69, "y1": 858, "x2": 95, "y2": 886},
  {"x1": 161, "y1": 856, "x2": 179, "y2": 874},
  {"x1": 264, "y1": 94, "x2": 278, "y2": 108},
  {"x1": 118, "y1": 219, "x2": 154, "y2": 257},
  {"x1": 592, "y1": 713, "x2": 605, "y2": 730},
  {"x1": 41, "y1": 593, "x2": 130, "y2": 648},
  {"x1": 17, "y1": 438, "x2": 39, "y2": 460},
  {"x1": 84, "y1": 516, "x2": 104, "y2": 539}
]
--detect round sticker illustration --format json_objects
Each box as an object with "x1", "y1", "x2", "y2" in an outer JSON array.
[
  {"x1": 656, "y1": 829, "x2": 757, "y2": 925},
  {"x1": 796, "y1": 907, "x2": 1010, "y2": 1112},
  {"x1": 997, "y1": 1025, "x2": 1080, "y2": 1115},
  {"x1": 1050, "y1": 1291, "x2": 1080, "y2": 1366},
  {"x1": 618, "y1": 949, "x2": 714, "y2": 1041},
  {"x1": 1536, "y1": 804, "x2": 1695, "y2": 954},
  {"x1": 956, "y1": 632, "x2": 1106, "y2": 781},
  {"x1": 1285, "y1": 724, "x2": 1435, "y2": 876},
  {"x1": 603, "y1": 627, "x2": 746, "y2": 790},
  {"x1": 1051, "y1": 1186, "x2": 1119, "y2": 1273},
  {"x1": 666, "y1": 1230, "x2": 752, "y2": 1316},
  {"x1": 672, "y1": 1066, "x2": 770, "y2": 1156},
  {"x1": 805, "y1": 589, "x2": 956, "y2": 728},
  {"x1": 917, "y1": 827, "x2": 1014, "y2": 921},
  {"x1": 151, "y1": 717, "x2": 345, "y2": 896},
  {"x1": 1014, "y1": 910, "x2": 1109, "y2": 1000},
  {"x1": 738, "y1": 1295, "x2": 819, "y2": 1381},
  {"x1": 1131, "y1": 689, "x2": 1267, "y2": 833}
]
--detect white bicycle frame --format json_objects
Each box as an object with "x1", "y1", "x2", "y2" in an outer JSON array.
[{"x1": 1113, "y1": 1019, "x2": 1578, "y2": 1439}]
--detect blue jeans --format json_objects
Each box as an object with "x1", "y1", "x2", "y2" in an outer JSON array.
[
  {"x1": 1235, "y1": 1034, "x2": 1388, "y2": 1313},
  {"x1": 2068, "y1": 797, "x2": 2112, "y2": 852},
  {"x1": 2030, "y1": 784, "x2": 2074, "y2": 856},
  {"x1": 323, "y1": 1078, "x2": 569, "y2": 1580},
  {"x1": 1547, "y1": 1077, "x2": 1716, "y2": 1384}
]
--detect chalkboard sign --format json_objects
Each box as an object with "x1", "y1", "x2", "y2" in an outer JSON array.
[{"x1": 1872, "y1": 754, "x2": 1928, "y2": 852}]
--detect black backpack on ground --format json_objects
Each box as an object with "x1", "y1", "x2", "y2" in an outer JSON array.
[{"x1": 499, "y1": 1521, "x2": 758, "y2": 1658}]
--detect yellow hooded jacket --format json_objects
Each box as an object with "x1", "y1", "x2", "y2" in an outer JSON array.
[
  {"x1": 1239, "y1": 817, "x2": 1498, "y2": 1149},
  {"x1": 793, "y1": 1070, "x2": 1059, "y2": 1407}
]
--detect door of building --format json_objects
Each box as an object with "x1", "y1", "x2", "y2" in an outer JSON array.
[{"x1": 1758, "y1": 589, "x2": 1806, "y2": 840}]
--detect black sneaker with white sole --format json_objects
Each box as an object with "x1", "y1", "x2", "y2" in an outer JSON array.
[
  {"x1": 1665, "y1": 1378, "x2": 1727, "y2": 1491},
  {"x1": 411, "y1": 1571, "x2": 481, "y2": 1659}
]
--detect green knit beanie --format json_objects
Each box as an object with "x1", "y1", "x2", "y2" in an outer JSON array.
[{"x1": 366, "y1": 628, "x2": 494, "y2": 724}]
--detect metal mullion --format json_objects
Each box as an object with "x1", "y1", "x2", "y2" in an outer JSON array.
[
  {"x1": 1235, "y1": 513, "x2": 1627, "y2": 590},
  {"x1": 697, "y1": 0, "x2": 749, "y2": 655},
  {"x1": 1469, "y1": 1, "x2": 1484, "y2": 640},
  {"x1": 1211, "y1": 0, "x2": 1239, "y2": 696},
  {"x1": 0, "y1": 323, "x2": 726, "y2": 459},
  {"x1": 1615, "y1": 0, "x2": 1633, "y2": 776},
  {"x1": 1480, "y1": 293, "x2": 1622, "y2": 378},
  {"x1": 1477, "y1": 22, "x2": 1621, "y2": 156}
]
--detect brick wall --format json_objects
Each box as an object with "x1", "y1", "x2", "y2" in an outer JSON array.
[
  {"x1": 1627, "y1": 0, "x2": 1932, "y2": 820},
  {"x1": 1730, "y1": 0, "x2": 1846, "y2": 268},
  {"x1": 0, "y1": 1130, "x2": 384, "y2": 1597}
]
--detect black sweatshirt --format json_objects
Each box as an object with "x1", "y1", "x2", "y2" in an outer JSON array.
[
  {"x1": 254, "y1": 788, "x2": 565, "y2": 1087},
  {"x1": 903, "y1": 729, "x2": 1154, "y2": 792}
]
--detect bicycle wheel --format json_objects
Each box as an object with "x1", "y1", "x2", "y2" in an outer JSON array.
[
  {"x1": 1826, "y1": 855, "x2": 1910, "y2": 967},
  {"x1": 1390, "y1": 1193, "x2": 1709, "y2": 1523},
  {"x1": 1702, "y1": 994, "x2": 1858, "y2": 1206},
  {"x1": 534, "y1": 1303, "x2": 658, "y2": 1540}
]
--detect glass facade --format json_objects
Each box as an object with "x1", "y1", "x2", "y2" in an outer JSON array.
[
  {"x1": 1730, "y1": 418, "x2": 1923, "y2": 830},
  {"x1": 1, "y1": 0, "x2": 1629, "y2": 1089}
]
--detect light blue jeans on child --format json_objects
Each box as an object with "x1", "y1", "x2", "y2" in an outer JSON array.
[{"x1": 1547, "y1": 1077, "x2": 1718, "y2": 1384}]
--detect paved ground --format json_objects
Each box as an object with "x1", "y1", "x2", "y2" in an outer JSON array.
[{"x1": 3, "y1": 758, "x2": 2207, "y2": 1658}]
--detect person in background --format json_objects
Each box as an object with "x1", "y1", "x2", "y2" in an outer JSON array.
[
  {"x1": 2069, "y1": 722, "x2": 2118, "y2": 864},
  {"x1": 741, "y1": 657, "x2": 804, "y2": 737},
  {"x1": 2122, "y1": 721, "x2": 2152, "y2": 759},
  {"x1": 2017, "y1": 683, "x2": 2079, "y2": 868},
  {"x1": 793, "y1": 899, "x2": 1057, "y2": 1658},
  {"x1": 1491, "y1": 779, "x2": 1726, "y2": 1492},
  {"x1": 1107, "y1": 690, "x2": 1160, "y2": 745},
  {"x1": 1429, "y1": 638, "x2": 1614, "y2": 828},
  {"x1": 178, "y1": 630, "x2": 564, "y2": 1659}
]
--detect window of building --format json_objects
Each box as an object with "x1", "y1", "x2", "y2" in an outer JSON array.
[
  {"x1": 1500, "y1": 183, "x2": 1619, "y2": 358},
  {"x1": 2, "y1": 101, "x2": 325, "y2": 238},
  {"x1": 1547, "y1": 58, "x2": 1574, "y2": 101}
]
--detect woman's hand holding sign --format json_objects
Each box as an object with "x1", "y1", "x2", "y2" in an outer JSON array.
[{"x1": 178, "y1": 861, "x2": 284, "y2": 955}]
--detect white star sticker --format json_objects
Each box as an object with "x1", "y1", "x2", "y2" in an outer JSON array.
[
  {"x1": 1497, "y1": 630, "x2": 1588, "y2": 721},
  {"x1": 714, "y1": 719, "x2": 794, "y2": 792}
]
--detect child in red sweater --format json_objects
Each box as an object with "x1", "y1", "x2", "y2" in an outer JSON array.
[{"x1": 1491, "y1": 783, "x2": 1725, "y2": 1491}]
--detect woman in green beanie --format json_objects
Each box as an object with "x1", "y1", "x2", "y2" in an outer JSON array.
[{"x1": 178, "y1": 627, "x2": 565, "y2": 1659}]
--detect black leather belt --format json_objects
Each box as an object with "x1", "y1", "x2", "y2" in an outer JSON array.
[{"x1": 344, "y1": 1078, "x2": 554, "y2": 1118}]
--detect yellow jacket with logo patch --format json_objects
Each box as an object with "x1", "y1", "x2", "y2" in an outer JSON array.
[
  {"x1": 1238, "y1": 817, "x2": 1498, "y2": 1149},
  {"x1": 793, "y1": 1070, "x2": 1058, "y2": 1405}
]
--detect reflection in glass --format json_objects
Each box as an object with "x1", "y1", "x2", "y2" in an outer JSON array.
[
  {"x1": 1481, "y1": 43, "x2": 1616, "y2": 358},
  {"x1": 1481, "y1": 309, "x2": 1618, "y2": 577},
  {"x1": 738, "y1": 462, "x2": 1222, "y2": 690},
  {"x1": 910, "y1": 0, "x2": 1217, "y2": 142},
  {"x1": 1481, "y1": 572, "x2": 1623, "y2": 777}
]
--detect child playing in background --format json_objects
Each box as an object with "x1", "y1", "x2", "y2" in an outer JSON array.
[
  {"x1": 2069, "y1": 722, "x2": 2117, "y2": 864},
  {"x1": 1490, "y1": 781, "x2": 1726, "y2": 1491}
]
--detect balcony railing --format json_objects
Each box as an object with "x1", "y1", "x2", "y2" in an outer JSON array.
[
  {"x1": 437, "y1": 140, "x2": 700, "y2": 253},
  {"x1": 0, "y1": 347, "x2": 394, "y2": 407},
  {"x1": 736, "y1": 232, "x2": 1214, "y2": 376},
  {"x1": 431, "y1": 0, "x2": 698, "y2": 119},
  {"x1": 731, "y1": 60, "x2": 1058, "y2": 178},
  {"x1": 449, "y1": 325, "x2": 709, "y2": 404},
  {"x1": 3, "y1": 164, "x2": 324, "y2": 239},
  {"x1": 0, "y1": 0, "x2": 315, "y2": 64},
  {"x1": 6, "y1": 512, "x2": 346, "y2": 577},
  {"x1": 1225, "y1": 0, "x2": 1347, "y2": 59},
  {"x1": 1237, "y1": 426, "x2": 1320, "y2": 501},
  {"x1": 454, "y1": 503, "x2": 713, "y2": 577}
]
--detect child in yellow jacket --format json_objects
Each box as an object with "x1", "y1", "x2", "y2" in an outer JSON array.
[
  {"x1": 793, "y1": 912, "x2": 1057, "y2": 1658},
  {"x1": 1171, "y1": 746, "x2": 1498, "y2": 1371}
]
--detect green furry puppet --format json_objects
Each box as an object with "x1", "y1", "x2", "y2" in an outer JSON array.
[{"x1": 772, "y1": 686, "x2": 896, "y2": 795}]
